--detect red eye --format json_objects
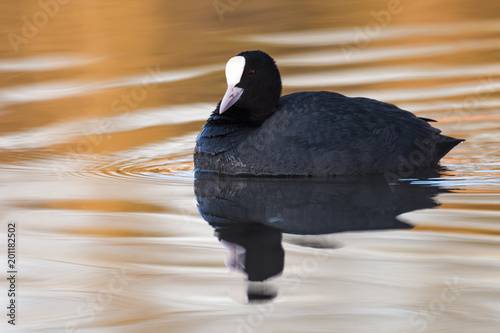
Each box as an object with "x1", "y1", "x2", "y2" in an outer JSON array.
[{"x1": 248, "y1": 70, "x2": 255, "y2": 76}]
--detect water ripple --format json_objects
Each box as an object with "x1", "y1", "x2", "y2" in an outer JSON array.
[
  {"x1": 0, "y1": 54, "x2": 102, "y2": 72},
  {"x1": 0, "y1": 104, "x2": 209, "y2": 150},
  {"x1": 247, "y1": 20, "x2": 500, "y2": 46},
  {"x1": 0, "y1": 65, "x2": 219, "y2": 107}
]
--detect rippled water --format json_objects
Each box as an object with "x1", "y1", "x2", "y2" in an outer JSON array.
[{"x1": 1, "y1": 0, "x2": 500, "y2": 332}]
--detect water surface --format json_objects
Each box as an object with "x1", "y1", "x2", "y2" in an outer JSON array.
[{"x1": 1, "y1": 0, "x2": 499, "y2": 332}]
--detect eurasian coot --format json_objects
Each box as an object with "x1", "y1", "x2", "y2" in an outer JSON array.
[{"x1": 194, "y1": 50, "x2": 463, "y2": 176}]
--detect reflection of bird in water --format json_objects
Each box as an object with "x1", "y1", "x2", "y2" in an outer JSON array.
[
  {"x1": 217, "y1": 223, "x2": 284, "y2": 282},
  {"x1": 217, "y1": 224, "x2": 281, "y2": 303},
  {"x1": 195, "y1": 172, "x2": 446, "y2": 302}
]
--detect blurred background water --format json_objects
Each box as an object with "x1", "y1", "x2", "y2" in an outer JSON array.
[{"x1": 0, "y1": 0, "x2": 499, "y2": 332}]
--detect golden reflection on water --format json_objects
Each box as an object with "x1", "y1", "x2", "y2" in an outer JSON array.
[{"x1": 1, "y1": 0, "x2": 500, "y2": 332}]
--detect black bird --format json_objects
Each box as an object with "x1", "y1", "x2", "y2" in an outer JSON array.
[{"x1": 194, "y1": 50, "x2": 463, "y2": 176}]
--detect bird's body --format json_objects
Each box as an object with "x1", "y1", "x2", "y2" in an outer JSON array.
[{"x1": 194, "y1": 51, "x2": 463, "y2": 177}]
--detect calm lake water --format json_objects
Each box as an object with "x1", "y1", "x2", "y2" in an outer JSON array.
[{"x1": 1, "y1": 0, "x2": 500, "y2": 332}]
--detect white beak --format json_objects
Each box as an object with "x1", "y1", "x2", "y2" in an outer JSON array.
[{"x1": 219, "y1": 84, "x2": 244, "y2": 114}]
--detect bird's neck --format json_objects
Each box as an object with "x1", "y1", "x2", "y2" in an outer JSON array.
[{"x1": 212, "y1": 103, "x2": 278, "y2": 127}]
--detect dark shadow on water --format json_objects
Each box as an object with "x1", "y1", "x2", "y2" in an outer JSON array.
[{"x1": 194, "y1": 171, "x2": 446, "y2": 302}]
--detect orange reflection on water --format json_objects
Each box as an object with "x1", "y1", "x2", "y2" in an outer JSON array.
[{"x1": 1, "y1": 0, "x2": 500, "y2": 332}]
